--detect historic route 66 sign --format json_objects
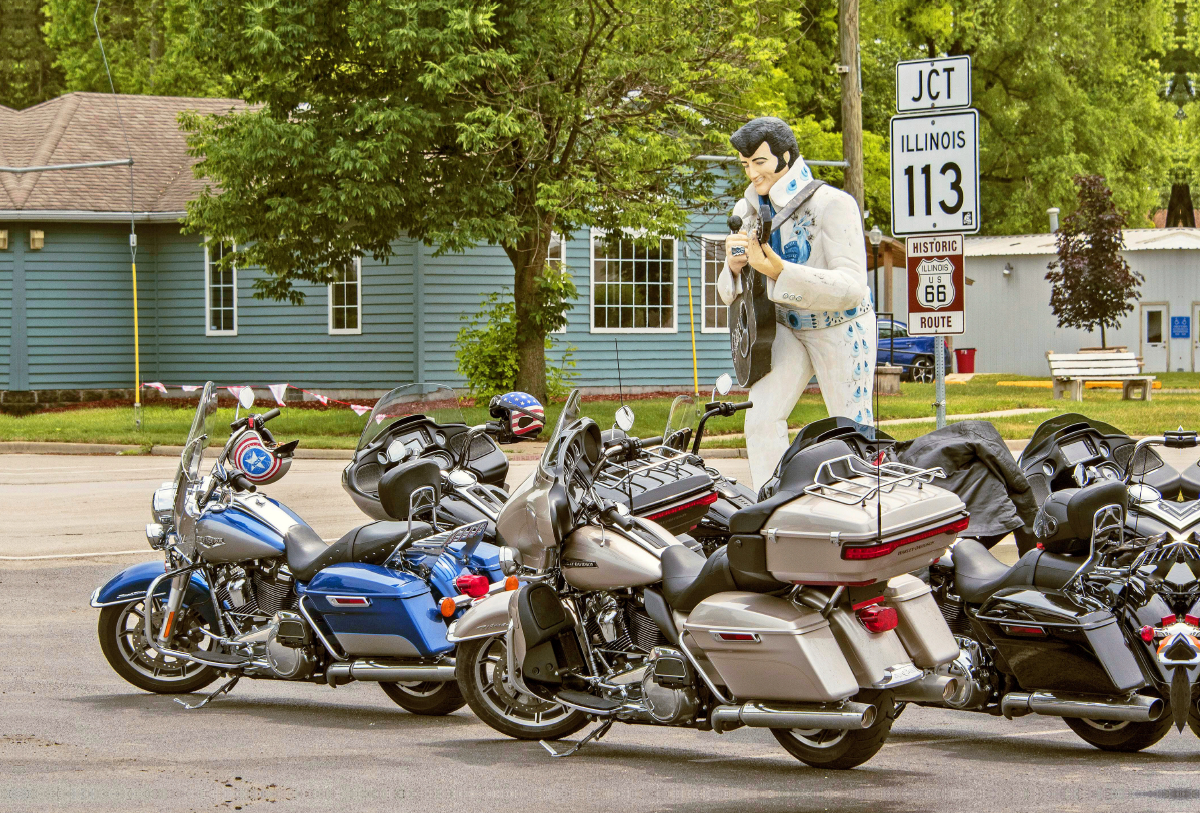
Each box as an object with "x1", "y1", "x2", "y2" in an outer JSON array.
[
  {"x1": 914, "y1": 258, "x2": 956, "y2": 310},
  {"x1": 906, "y1": 234, "x2": 965, "y2": 335}
]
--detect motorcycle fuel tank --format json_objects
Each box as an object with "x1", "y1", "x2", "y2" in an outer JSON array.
[
  {"x1": 194, "y1": 495, "x2": 303, "y2": 563},
  {"x1": 560, "y1": 525, "x2": 667, "y2": 591}
]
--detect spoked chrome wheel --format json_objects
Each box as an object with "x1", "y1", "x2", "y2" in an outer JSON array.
[
  {"x1": 771, "y1": 690, "x2": 897, "y2": 770},
  {"x1": 779, "y1": 728, "x2": 849, "y2": 749},
  {"x1": 1065, "y1": 705, "x2": 1172, "y2": 752},
  {"x1": 98, "y1": 599, "x2": 218, "y2": 694},
  {"x1": 379, "y1": 680, "x2": 465, "y2": 716},
  {"x1": 911, "y1": 357, "x2": 935, "y2": 383},
  {"x1": 456, "y1": 636, "x2": 588, "y2": 740}
]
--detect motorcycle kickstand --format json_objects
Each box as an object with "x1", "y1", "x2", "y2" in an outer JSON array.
[
  {"x1": 175, "y1": 674, "x2": 240, "y2": 710},
  {"x1": 540, "y1": 718, "x2": 614, "y2": 758}
]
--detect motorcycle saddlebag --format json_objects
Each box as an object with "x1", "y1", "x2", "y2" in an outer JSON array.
[
  {"x1": 683, "y1": 592, "x2": 858, "y2": 703},
  {"x1": 300, "y1": 563, "x2": 453, "y2": 658},
  {"x1": 975, "y1": 587, "x2": 1146, "y2": 694}
]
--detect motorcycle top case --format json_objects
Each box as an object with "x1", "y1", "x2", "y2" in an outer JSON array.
[
  {"x1": 975, "y1": 587, "x2": 1146, "y2": 695},
  {"x1": 761, "y1": 480, "x2": 966, "y2": 584},
  {"x1": 298, "y1": 563, "x2": 453, "y2": 658}
]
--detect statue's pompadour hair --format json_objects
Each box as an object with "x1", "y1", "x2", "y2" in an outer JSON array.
[{"x1": 729, "y1": 117, "x2": 798, "y2": 172}]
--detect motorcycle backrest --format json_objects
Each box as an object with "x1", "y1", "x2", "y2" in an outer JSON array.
[
  {"x1": 379, "y1": 458, "x2": 441, "y2": 521},
  {"x1": 1034, "y1": 480, "x2": 1128, "y2": 556}
]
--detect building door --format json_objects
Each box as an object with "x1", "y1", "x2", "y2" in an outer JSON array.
[
  {"x1": 1193, "y1": 303, "x2": 1200, "y2": 372},
  {"x1": 1141, "y1": 304, "x2": 1169, "y2": 373}
]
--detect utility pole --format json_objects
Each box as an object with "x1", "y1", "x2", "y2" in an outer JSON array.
[{"x1": 839, "y1": 0, "x2": 864, "y2": 210}]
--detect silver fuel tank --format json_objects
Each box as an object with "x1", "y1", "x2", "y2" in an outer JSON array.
[{"x1": 561, "y1": 520, "x2": 679, "y2": 591}]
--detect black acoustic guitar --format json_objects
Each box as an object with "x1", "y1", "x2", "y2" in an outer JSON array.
[{"x1": 728, "y1": 205, "x2": 776, "y2": 387}]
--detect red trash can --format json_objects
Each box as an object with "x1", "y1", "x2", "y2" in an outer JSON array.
[{"x1": 955, "y1": 348, "x2": 976, "y2": 374}]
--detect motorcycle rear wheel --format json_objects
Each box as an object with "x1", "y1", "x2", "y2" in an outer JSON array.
[
  {"x1": 379, "y1": 681, "x2": 465, "y2": 715},
  {"x1": 98, "y1": 601, "x2": 218, "y2": 694},
  {"x1": 456, "y1": 636, "x2": 588, "y2": 740},
  {"x1": 1065, "y1": 713, "x2": 1172, "y2": 752},
  {"x1": 770, "y1": 690, "x2": 896, "y2": 770}
]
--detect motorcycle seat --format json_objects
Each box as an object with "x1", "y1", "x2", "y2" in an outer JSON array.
[
  {"x1": 952, "y1": 538, "x2": 1041, "y2": 604},
  {"x1": 285, "y1": 521, "x2": 435, "y2": 583},
  {"x1": 661, "y1": 544, "x2": 737, "y2": 613}
]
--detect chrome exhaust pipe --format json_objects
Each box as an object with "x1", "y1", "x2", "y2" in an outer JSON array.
[
  {"x1": 1001, "y1": 691, "x2": 1163, "y2": 722},
  {"x1": 892, "y1": 674, "x2": 961, "y2": 704},
  {"x1": 325, "y1": 659, "x2": 457, "y2": 683},
  {"x1": 710, "y1": 701, "x2": 876, "y2": 734}
]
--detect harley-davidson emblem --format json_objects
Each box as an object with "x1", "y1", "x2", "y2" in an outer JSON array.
[
  {"x1": 914, "y1": 258, "x2": 956, "y2": 311},
  {"x1": 197, "y1": 535, "x2": 226, "y2": 548},
  {"x1": 562, "y1": 559, "x2": 597, "y2": 568}
]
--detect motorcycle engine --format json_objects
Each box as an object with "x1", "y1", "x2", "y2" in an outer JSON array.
[
  {"x1": 640, "y1": 647, "x2": 697, "y2": 724},
  {"x1": 265, "y1": 611, "x2": 316, "y2": 680}
]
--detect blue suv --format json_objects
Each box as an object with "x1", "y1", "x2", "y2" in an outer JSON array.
[{"x1": 877, "y1": 319, "x2": 952, "y2": 383}]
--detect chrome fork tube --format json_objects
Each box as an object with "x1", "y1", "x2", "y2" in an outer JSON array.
[{"x1": 156, "y1": 574, "x2": 189, "y2": 646}]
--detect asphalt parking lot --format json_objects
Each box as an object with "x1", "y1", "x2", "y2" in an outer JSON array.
[{"x1": 3, "y1": 453, "x2": 1200, "y2": 812}]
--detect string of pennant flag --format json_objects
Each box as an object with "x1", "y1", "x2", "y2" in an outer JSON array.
[{"x1": 139, "y1": 381, "x2": 376, "y2": 417}]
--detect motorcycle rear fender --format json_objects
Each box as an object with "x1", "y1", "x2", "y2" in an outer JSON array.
[
  {"x1": 446, "y1": 589, "x2": 517, "y2": 643},
  {"x1": 90, "y1": 560, "x2": 217, "y2": 624}
]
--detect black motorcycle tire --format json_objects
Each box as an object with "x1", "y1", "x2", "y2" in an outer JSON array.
[
  {"x1": 379, "y1": 681, "x2": 465, "y2": 715},
  {"x1": 456, "y1": 636, "x2": 589, "y2": 741},
  {"x1": 1187, "y1": 696, "x2": 1200, "y2": 739},
  {"x1": 770, "y1": 689, "x2": 896, "y2": 770},
  {"x1": 98, "y1": 603, "x2": 219, "y2": 694},
  {"x1": 1065, "y1": 712, "x2": 1173, "y2": 752}
]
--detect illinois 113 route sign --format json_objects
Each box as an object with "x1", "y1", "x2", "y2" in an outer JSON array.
[
  {"x1": 906, "y1": 234, "x2": 965, "y2": 336},
  {"x1": 890, "y1": 109, "x2": 979, "y2": 237}
]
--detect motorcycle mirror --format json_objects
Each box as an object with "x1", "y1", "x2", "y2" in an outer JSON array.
[
  {"x1": 714, "y1": 373, "x2": 733, "y2": 397},
  {"x1": 1128, "y1": 483, "x2": 1161, "y2": 505},
  {"x1": 238, "y1": 388, "x2": 256, "y2": 410},
  {"x1": 615, "y1": 405, "x2": 635, "y2": 433}
]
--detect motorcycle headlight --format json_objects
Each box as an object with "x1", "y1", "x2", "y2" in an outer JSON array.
[
  {"x1": 151, "y1": 483, "x2": 174, "y2": 523},
  {"x1": 499, "y1": 546, "x2": 521, "y2": 576}
]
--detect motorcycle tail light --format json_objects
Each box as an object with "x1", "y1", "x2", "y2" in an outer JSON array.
[
  {"x1": 857, "y1": 605, "x2": 899, "y2": 633},
  {"x1": 841, "y1": 516, "x2": 969, "y2": 561},
  {"x1": 454, "y1": 574, "x2": 489, "y2": 598},
  {"x1": 1141, "y1": 625, "x2": 1155, "y2": 642},
  {"x1": 1186, "y1": 615, "x2": 1200, "y2": 627},
  {"x1": 1162, "y1": 614, "x2": 1178, "y2": 626}
]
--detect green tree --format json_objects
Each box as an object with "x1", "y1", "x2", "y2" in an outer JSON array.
[
  {"x1": 181, "y1": 0, "x2": 790, "y2": 400},
  {"x1": 1046, "y1": 175, "x2": 1142, "y2": 348},
  {"x1": 866, "y1": 0, "x2": 1175, "y2": 234},
  {"x1": 44, "y1": 0, "x2": 230, "y2": 97},
  {"x1": 0, "y1": 0, "x2": 64, "y2": 109}
]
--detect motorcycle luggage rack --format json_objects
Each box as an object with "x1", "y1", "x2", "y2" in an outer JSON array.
[
  {"x1": 802, "y1": 455, "x2": 945, "y2": 506},
  {"x1": 596, "y1": 445, "x2": 696, "y2": 490}
]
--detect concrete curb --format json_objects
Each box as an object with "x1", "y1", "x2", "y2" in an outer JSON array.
[{"x1": 0, "y1": 441, "x2": 142, "y2": 455}]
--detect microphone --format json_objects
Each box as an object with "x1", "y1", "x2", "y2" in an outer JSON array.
[{"x1": 728, "y1": 214, "x2": 745, "y2": 256}]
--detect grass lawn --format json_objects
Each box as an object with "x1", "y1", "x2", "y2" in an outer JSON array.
[{"x1": 2, "y1": 373, "x2": 1199, "y2": 450}]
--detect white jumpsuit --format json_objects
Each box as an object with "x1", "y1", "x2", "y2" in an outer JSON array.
[{"x1": 718, "y1": 159, "x2": 876, "y2": 489}]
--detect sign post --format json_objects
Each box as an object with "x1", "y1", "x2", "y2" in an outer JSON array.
[{"x1": 891, "y1": 57, "x2": 979, "y2": 428}]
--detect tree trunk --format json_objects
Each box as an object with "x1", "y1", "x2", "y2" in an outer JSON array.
[
  {"x1": 504, "y1": 214, "x2": 554, "y2": 403},
  {"x1": 1100, "y1": 323, "x2": 1107, "y2": 349}
]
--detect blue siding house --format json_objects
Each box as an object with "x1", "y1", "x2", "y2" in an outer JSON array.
[{"x1": 0, "y1": 93, "x2": 846, "y2": 398}]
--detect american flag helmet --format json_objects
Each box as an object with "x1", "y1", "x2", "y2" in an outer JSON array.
[
  {"x1": 489, "y1": 391, "x2": 545, "y2": 441},
  {"x1": 232, "y1": 429, "x2": 293, "y2": 485}
]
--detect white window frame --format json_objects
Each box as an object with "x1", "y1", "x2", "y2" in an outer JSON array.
[
  {"x1": 588, "y1": 228, "x2": 678, "y2": 334},
  {"x1": 547, "y1": 233, "x2": 569, "y2": 335},
  {"x1": 328, "y1": 257, "x2": 363, "y2": 335},
  {"x1": 204, "y1": 239, "x2": 238, "y2": 337},
  {"x1": 699, "y1": 234, "x2": 730, "y2": 334}
]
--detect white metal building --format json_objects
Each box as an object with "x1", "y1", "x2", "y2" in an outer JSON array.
[{"x1": 886, "y1": 229, "x2": 1200, "y2": 375}]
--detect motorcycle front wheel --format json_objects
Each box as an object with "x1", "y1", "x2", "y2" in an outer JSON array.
[
  {"x1": 379, "y1": 680, "x2": 465, "y2": 715},
  {"x1": 456, "y1": 636, "x2": 588, "y2": 740},
  {"x1": 98, "y1": 600, "x2": 218, "y2": 694},
  {"x1": 770, "y1": 689, "x2": 896, "y2": 770}
]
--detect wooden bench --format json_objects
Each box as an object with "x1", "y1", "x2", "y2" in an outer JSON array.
[{"x1": 1046, "y1": 352, "x2": 1155, "y2": 401}]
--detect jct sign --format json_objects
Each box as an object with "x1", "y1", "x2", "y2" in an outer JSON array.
[{"x1": 906, "y1": 234, "x2": 965, "y2": 335}]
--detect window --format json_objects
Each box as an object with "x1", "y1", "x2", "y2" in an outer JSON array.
[
  {"x1": 590, "y1": 231, "x2": 676, "y2": 332},
  {"x1": 700, "y1": 236, "x2": 728, "y2": 332},
  {"x1": 329, "y1": 258, "x2": 362, "y2": 335},
  {"x1": 205, "y1": 240, "x2": 237, "y2": 336},
  {"x1": 879, "y1": 322, "x2": 908, "y2": 339},
  {"x1": 548, "y1": 234, "x2": 568, "y2": 335}
]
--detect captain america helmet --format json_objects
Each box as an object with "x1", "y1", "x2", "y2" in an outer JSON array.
[
  {"x1": 488, "y1": 391, "x2": 545, "y2": 442},
  {"x1": 233, "y1": 430, "x2": 293, "y2": 485}
]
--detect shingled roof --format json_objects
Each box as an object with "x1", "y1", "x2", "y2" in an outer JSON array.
[{"x1": 0, "y1": 92, "x2": 241, "y2": 221}]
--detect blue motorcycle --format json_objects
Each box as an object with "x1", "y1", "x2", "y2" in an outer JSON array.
[{"x1": 90, "y1": 382, "x2": 519, "y2": 713}]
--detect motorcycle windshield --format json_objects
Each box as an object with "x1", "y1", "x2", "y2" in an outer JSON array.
[
  {"x1": 663, "y1": 394, "x2": 701, "y2": 451},
  {"x1": 357, "y1": 384, "x2": 465, "y2": 452},
  {"x1": 178, "y1": 382, "x2": 218, "y2": 485},
  {"x1": 540, "y1": 389, "x2": 582, "y2": 474},
  {"x1": 1024, "y1": 413, "x2": 1128, "y2": 459}
]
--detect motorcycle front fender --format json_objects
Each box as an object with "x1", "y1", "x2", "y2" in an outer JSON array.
[
  {"x1": 446, "y1": 589, "x2": 517, "y2": 643},
  {"x1": 90, "y1": 560, "x2": 216, "y2": 624}
]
